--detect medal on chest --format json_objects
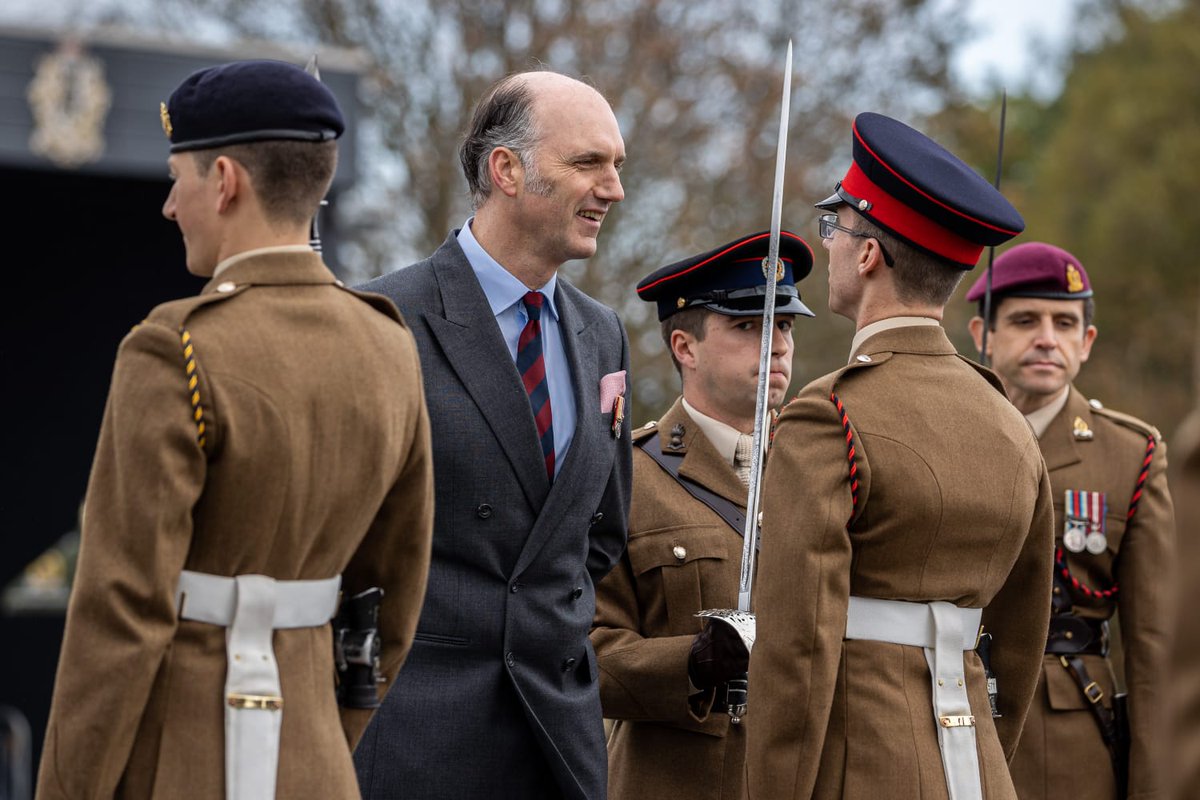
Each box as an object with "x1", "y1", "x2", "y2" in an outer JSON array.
[{"x1": 1063, "y1": 489, "x2": 1107, "y2": 554}]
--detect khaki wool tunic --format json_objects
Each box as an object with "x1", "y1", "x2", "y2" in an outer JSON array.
[
  {"x1": 1009, "y1": 386, "x2": 1174, "y2": 800},
  {"x1": 36, "y1": 252, "x2": 435, "y2": 799},
  {"x1": 746, "y1": 324, "x2": 1055, "y2": 800},
  {"x1": 593, "y1": 399, "x2": 751, "y2": 800}
]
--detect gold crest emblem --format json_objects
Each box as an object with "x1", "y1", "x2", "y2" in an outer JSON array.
[
  {"x1": 160, "y1": 102, "x2": 173, "y2": 139},
  {"x1": 1066, "y1": 264, "x2": 1084, "y2": 293},
  {"x1": 1072, "y1": 416, "x2": 1094, "y2": 440},
  {"x1": 761, "y1": 257, "x2": 785, "y2": 281},
  {"x1": 676, "y1": 297, "x2": 686, "y2": 309}
]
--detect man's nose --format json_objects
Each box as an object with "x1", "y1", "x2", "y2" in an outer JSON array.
[{"x1": 597, "y1": 166, "x2": 624, "y2": 203}]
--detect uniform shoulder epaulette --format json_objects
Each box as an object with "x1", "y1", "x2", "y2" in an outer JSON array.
[
  {"x1": 959, "y1": 357, "x2": 1008, "y2": 396},
  {"x1": 632, "y1": 419, "x2": 658, "y2": 444},
  {"x1": 142, "y1": 283, "x2": 250, "y2": 330},
  {"x1": 1088, "y1": 400, "x2": 1163, "y2": 442},
  {"x1": 340, "y1": 285, "x2": 406, "y2": 327}
]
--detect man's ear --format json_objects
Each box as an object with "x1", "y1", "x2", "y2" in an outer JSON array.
[
  {"x1": 858, "y1": 238, "x2": 886, "y2": 277},
  {"x1": 670, "y1": 328, "x2": 700, "y2": 374},
  {"x1": 968, "y1": 316, "x2": 988, "y2": 356},
  {"x1": 1079, "y1": 324, "x2": 1098, "y2": 364},
  {"x1": 488, "y1": 147, "x2": 523, "y2": 198},
  {"x1": 212, "y1": 155, "x2": 242, "y2": 214}
]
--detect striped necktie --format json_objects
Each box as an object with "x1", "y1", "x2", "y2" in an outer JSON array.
[
  {"x1": 517, "y1": 291, "x2": 555, "y2": 480},
  {"x1": 735, "y1": 433, "x2": 753, "y2": 487}
]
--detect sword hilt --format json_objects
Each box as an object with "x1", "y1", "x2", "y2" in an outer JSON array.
[{"x1": 724, "y1": 673, "x2": 748, "y2": 724}]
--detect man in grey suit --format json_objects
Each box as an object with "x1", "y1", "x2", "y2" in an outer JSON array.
[{"x1": 353, "y1": 70, "x2": 632, "y2": 799}]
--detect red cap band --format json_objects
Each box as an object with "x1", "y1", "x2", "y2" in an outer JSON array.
[{"x1": 841, "y1": 161, "x2": 984, "y2": 266}]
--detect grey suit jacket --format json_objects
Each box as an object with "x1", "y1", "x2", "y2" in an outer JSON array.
[{"x1": 353, "y1": 233, "x2": 632, "y2": 800}]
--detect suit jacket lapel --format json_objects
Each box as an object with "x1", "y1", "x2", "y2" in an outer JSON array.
[
  {"x1": 423, "y1": 240, "x2": 550, "y2": 510},
  {"x1": 1039, "y1": 386, "x2": 1086, "y2": 472}
]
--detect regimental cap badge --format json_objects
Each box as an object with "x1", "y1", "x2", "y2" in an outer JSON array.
[
  {"x1": 760, "y1": 256, "x2": 784, "y2": 281},
  {"x1": 1066, "y1": 263, "x2": 1084, "y2": 293},
  {"x1": 1072, "y1": 415, "x2": 1094, "y2": 440},
  {"x1": 160, "y1": 102, "x2": 173, "y2": 139}
]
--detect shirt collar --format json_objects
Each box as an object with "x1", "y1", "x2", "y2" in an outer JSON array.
[
  {"x1": 213, "y1": 244, "x2": 314, "y2": 279},
  {"x1": 1025, "y1": 386, "x2": 1071, "y2": 439},
  {"x1": 457, "y1": 219, "x2": 560, "y2": 321},
  {"x1": 850, "y1": 315, "x2": 940, "y2": 361},
  {"x1": 682, "y1": 397, "x2": 744, "y2": 468}
]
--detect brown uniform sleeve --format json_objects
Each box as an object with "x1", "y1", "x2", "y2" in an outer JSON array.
[
  {"x1": 37, "y1": 323, "x2": 206, "y2": 798},
  {"x1": 745, "y1": 389, "x2": 855, "y2": 800},
  {"x1": 591, "y1": 550, "x2": 716, "y2": 726},
  {"x1": 981, "y1": 448, "x2": 1055, "y2": 758},
  {"x1": 339, "y1": 337, "x2": 435, "y2": 749},
  {"x1": 1116, "y1": 438, "x2": 1174, "y2": 798}
]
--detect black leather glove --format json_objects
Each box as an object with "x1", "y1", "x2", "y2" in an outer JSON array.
[{"x1": 687, "y1": 619, "x2": 749, "y2": 691}]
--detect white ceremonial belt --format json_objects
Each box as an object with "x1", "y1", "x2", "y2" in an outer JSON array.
[
  {"x1": 175, "y1": 570, "x2": 341, "y2": 800},
  {"x1": 845, "y1": 596, "x2": 984, "y2": 800}
]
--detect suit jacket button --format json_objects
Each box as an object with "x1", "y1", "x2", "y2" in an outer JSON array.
[
  {"x1": 571, "y1": 587, "x2": 584, "y2": 601},
  {"x1": 505, "y1": 651, "x2": 516, "y2": 668},
  {"x1": 673, "y1": 545, "x2": 687, "y2": 561},
  {"x1": 561, "y1": 657, "x2": 577, "y2": 672},
  {"x1": 510, "y1": 582, "x2": 522, "y2": 593},
  {"x1": 590, "y1": 512, "x2": 604, "y2": 526},
  {"x1": 476, "y1": 504, "x2": 493, "y2": 519}
]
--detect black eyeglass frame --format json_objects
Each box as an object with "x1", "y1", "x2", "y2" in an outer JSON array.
[{"x1": 817, "y1": 213, "x2": 896, "y2": 268}]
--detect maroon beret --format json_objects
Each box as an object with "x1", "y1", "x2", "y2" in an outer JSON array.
[{"x1": 965, "y1": 242, "x2": 1093, "y2": 302}]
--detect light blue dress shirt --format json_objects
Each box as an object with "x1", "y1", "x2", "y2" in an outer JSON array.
[{"x1": 458, "y1": 221, "x2": 576, "y2": 477}]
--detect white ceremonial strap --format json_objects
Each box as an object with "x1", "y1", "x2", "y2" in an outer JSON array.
[
  {"x1": 175, "y1": 571, "x2": 341, "y2": 800},
  {"x1": 845, "y1": 596, "x2": 983, "y2": 800}
]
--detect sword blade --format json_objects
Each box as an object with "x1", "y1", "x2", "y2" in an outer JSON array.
[{"x1": 738, "y1": 40, "x2": 792, "y2": 612}]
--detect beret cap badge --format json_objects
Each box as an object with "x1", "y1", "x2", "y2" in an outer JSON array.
[
  {"x1": 1066, "y1": 264, "x2": 1084, "y2": 293},
  {"x1": 160, "y1": 102, "x2": 173, "y2": 139}
]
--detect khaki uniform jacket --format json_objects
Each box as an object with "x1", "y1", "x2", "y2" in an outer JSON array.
[
  {"x1": 746, "y1": 324, "x2": 1055, "y2": 800},
  {"x1": 592, "y1": 399, "x2": 749, "y2": 800},
  {"x1": 36, "y1": 252, "x2": 435, "y2": 799},
  {"x1": 1170, "y1": 406, "x2": 1200, "y2": 796},
  {"x1": 1009, "y1": 386, "x2": 1174, "y2": 800}
]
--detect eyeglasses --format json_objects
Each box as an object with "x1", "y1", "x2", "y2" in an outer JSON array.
[{"x1": 818, "y1": 213, "x2": 895, "y2": 267}]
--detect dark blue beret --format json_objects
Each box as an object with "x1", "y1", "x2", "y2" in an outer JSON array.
[
  {"x1": 162, "y1": 60, "x2": 344, "y2": 153},
  {"x1": 637, "y1": 231, "x2": 815, "y2": 322},
  {"x1": 966, "y1": 242, "x2": 1093, "y2": 302},
  {"x1": 816, "y1": 112, "x2": 1024, "y2": 270}
]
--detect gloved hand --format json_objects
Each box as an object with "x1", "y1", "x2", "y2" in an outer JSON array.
[{"x1": 687, "y1": 619, "x2": 750, "y2": 691}]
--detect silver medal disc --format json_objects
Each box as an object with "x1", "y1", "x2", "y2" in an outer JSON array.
[
  {"x1": 1063, "y1": 527, "x2": 1086, "y2": 553},
  {"x1": 1085, "y1": 531, "x2": 1108, "y2": 554}
]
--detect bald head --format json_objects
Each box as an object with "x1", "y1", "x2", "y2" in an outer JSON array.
[{"x1": 459, "y1": 70, "x2": 612, "y2": 209}]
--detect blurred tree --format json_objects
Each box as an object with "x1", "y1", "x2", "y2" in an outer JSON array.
[
  {"x1": 144, "y1": 0, "x2": 967, "y2": 421},
  {"x1": 936, "y1": 0, "x2": 1199, "y2": 437}
]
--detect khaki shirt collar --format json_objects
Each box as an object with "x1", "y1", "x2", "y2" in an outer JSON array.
[
  {"x1": 213, "y1": 245, "x2": 315, "y2": 279},
  {"x1": 681, "y1": 397, "x2": 744, "y2": 469},
  {"x1": 850, "y1": 316, "x2": 940, "y2": 362},
  {"x1": 1025, "y1": 386, "x2": 1071, "y2": 439}
]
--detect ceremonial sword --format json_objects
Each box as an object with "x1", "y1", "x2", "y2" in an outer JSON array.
[
  {"x1": 304, "y1": 54, "x2": 330, "y2": 254},
  {"x1": 696, "y1": 40, "x2": 793, "y2": 724},
  {"x1": 978, "y1": 90, "x2": 1008, "y2": 368}
]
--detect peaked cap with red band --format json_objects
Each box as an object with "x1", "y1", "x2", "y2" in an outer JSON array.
[
  {"x1": 816, "y1": 112, "x2": 1025, "y2": 270},
  {"x1": 637, "y1": 230, "x2": 815, "y2": 321},
  {"x1": 965, "y1": 241, "x2": 1093, "y2": 302}
]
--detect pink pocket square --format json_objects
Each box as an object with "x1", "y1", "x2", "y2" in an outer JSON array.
[
  {"x1": 600, "y1": 370, "x2": 627, "y2": 438},
  {"x1": 599, "y1": 370, "x2": 626, "y2": 412}
]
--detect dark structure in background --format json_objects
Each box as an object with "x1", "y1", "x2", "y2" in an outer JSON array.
[{"x1": 0, "y1": 25, "x2": 361, "y2": 784}]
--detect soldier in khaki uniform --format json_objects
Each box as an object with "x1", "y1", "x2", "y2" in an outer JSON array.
[
  {"x1": 966, "y1": 243, "x2": 1175, "y2": 800},
  {"x1": 746, "y1": 113, "x2": 1055, "y2": 800},
  {"x1": 36, "y1": 61, "x2": 434, "y2": 799},
  {"x1": 591, "y1": 231, "x2": 815, "y2": 800}
]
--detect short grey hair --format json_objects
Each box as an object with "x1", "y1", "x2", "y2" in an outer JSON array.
[{"x1": 459, "y1": 74, "x2": 542, "y2": 209}]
